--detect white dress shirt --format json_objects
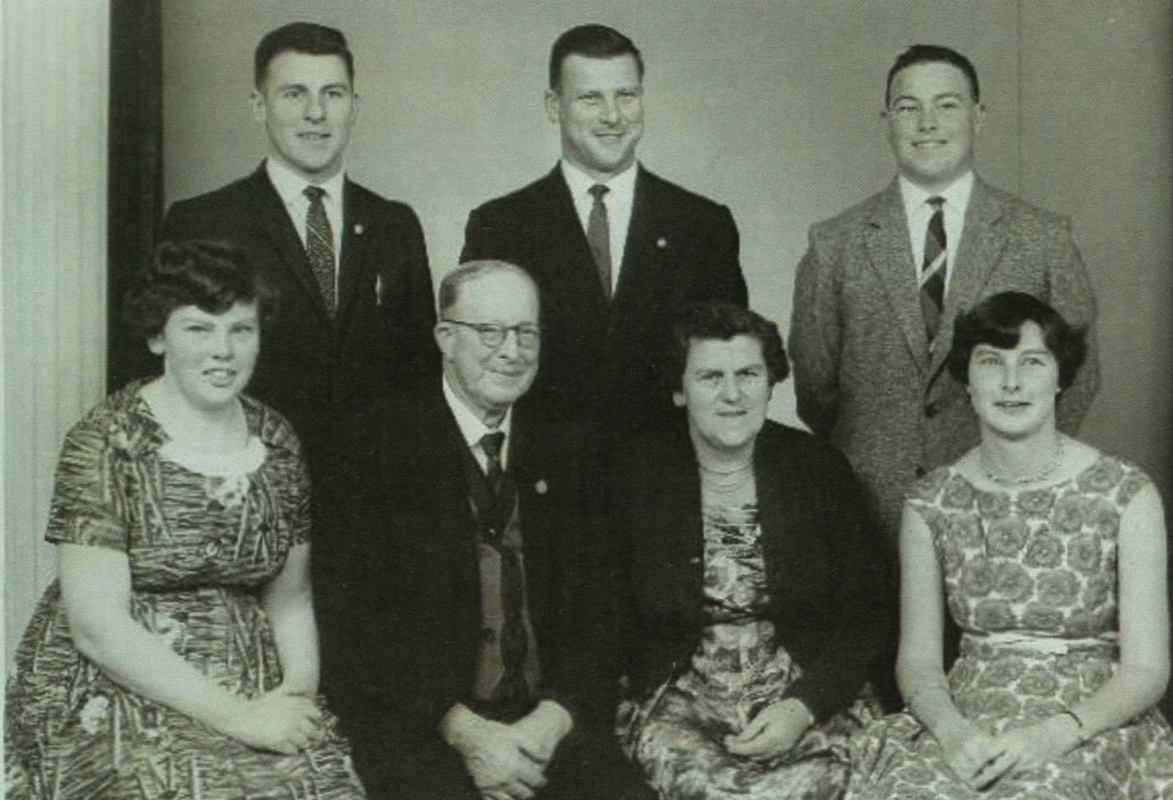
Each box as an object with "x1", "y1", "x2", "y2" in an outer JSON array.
[
  {"x1": 899, "y1": 170, "x2": 974, "y2": 292},
  {"x1": 561, "y1": 159, "x2": 637, "y2": 294},
  {"x1": 265, "y1": 158, "x2": 346, "y2": 294},
  {"x1": 443, "y1": 375, "x2": 513, "y2": 474}
]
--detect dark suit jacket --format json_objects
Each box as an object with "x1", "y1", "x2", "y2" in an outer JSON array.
[
  {"x1": 607, "y1": 419, "x2": 893, "y2": 723},
  {"x1": 462, "y1": 165, "x2": 747, "y2": 441},
  {"x1": 161, "y1": 164, "x2": 437, "y2": 483},
  {"x1": 319, "y1": 383, "x2": 601, "y2": 798},
  {"x1": 789, "y1": 177, "x2": 1099, "y2": 545}
]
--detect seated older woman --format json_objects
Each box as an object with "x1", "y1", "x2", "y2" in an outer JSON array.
[
  {"x1": 847, "y1": 291, "x2": 1173, "y2": 799},
  {"x1": 609, "y1": 301, "x2": 893, "y2": 800},
  {"x1": 5, "y1": 242, "x2": 365, "y2": 799}
]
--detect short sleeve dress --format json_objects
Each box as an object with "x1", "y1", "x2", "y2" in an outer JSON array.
[
  {"x1": 846, "y1": 456, "x2": 1173, "y2": 800},
  {"x1": 5, "y1": 382, "x2": 366, "y2": 800}
]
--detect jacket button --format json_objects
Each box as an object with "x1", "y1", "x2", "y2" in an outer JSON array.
[
  {"x1": 924, "y1": 401, "x2": 942, "y2": 418},
  {"x1": 915, "y1": 466, "x2": 927, "y2": 478},
  {"x1": 688, "y1": 556, "x2": 702, "y2": 565}
]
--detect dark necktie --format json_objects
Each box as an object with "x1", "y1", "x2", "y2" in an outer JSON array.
[
  {"x1": 587, "y1": 184, "x2": 612, "y2": 298},
  {"x1": 304, "y1": 185, "x2": 336, "y2": 313},
  {"x1": 477, "y1": 430, "x2": 528, "y2": 708},
  {"x1": 480, "y1": 431, "x2": 506, "y2": 498},
  {"x1": 920, "y1": 196, "x2": 947, "y2": 340}
]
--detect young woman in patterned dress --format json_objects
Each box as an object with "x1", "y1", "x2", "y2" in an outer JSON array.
[
  {"x1": 847, "y1": 291, "x2": 1173, "y2": 799},
  {"x1": 5, "y1": 242, "x2": 366, "y2": 799}
]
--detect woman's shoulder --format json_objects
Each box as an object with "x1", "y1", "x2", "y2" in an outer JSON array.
[
  {"x1": 62, "y1": 379, "x2": 162, "y2": 457},
  {"x1": 239, "y1": 393, "x2": 302, "y2": 457}
]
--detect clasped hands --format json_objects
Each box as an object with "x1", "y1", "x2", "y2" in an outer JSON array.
[
  {"x1": 222, "y1": 684, "x2": 324, "y2": 755},
  {"x1": 724, "y1": 697, "x2": 815, "y2": 761},
  {"x1": 938, "y1": 713, "x2": 1081, "y2": 790},
  {"x1": 440, "y1": 700, "x2": 573, "y2": 800}
]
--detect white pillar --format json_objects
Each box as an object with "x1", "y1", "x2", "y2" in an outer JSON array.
[{"x1": 3, "y1": 0, "x2": 110, "y2": 668}]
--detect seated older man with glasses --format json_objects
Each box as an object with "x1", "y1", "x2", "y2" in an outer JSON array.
[{"x1": 317, "y1": 260, "x2": 649, "y2": 800}]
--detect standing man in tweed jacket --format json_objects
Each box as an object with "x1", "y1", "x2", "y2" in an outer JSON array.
[{"x1": 789, "y1": 44, "x2": 1099, "y2": 555}]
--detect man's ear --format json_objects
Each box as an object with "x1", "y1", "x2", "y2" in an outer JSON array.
[
  {"x1": 250, "y1": 89, "x2": 266, "y2": 123},
  {"x1": 544, "y1": 90, "x2": 561, "y2": 125},
  {"x1": 434, "y1": 322, "x2": 455, "y2": 359}
]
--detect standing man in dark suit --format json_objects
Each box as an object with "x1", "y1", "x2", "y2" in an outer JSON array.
[
  {"x1": 321, "y1": 260, "x2": 646, "y2": 800},
  {"x1": 789, "y1": 44, "x2": 1099, "y2": 552},
  {"x1": 161, "y1": 22, "x2": 436, "y2": 503},
  {"x1": 462, "y1": 24, "x2": 747, "y2": 442}
]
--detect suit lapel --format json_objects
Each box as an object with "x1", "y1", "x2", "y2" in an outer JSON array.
[
  {"x1": 336, "y1": 180, "x2": 369, "y2": 328},
  {"x1": 931, "y1": 179, "x2": 1007, "y2": 376},
  {"x1": 243, "y1": 166, "x2": 333, "y2": 321},
  {"x1": 541, "y1": 168, "x2": 612, "y2": 318},
  {"x1": 862, "y1": 181, "x2": 931, "y2": 372}
]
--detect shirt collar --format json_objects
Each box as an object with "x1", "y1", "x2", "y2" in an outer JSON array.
[
  {"x1": 560, "y1": 159, "x2": 638, "y2": 204},
  {"x1": 265, "y1": 157, "x2": 346, "y2": 206},
  {"x1": 442, "y1": 374, "x2": 513, "y2": 451},
  {"x1": 899, "y1": 170, "x2": 975, "y2": 219}
]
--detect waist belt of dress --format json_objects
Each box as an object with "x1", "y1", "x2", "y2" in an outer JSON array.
[{"x1": 963, "y1": 630, "x2": 1117, "y2": 655}]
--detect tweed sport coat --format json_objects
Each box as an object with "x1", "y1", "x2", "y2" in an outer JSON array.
[
  {"x1": 461, "y1": 165, "x2": 747, "y2": 442},
  {"x1": 162, "y1": 164, "x2": 438, "y2": 485},
  {"x1": 788, "y1": 177, "x2": 1099, "y2": 548}
]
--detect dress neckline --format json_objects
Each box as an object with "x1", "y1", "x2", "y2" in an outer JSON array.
[{"x1": 948, "y1": 453, "x2": 1111, "y2": 496}]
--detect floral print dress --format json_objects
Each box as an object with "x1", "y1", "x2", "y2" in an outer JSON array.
[
  {"x1": 847, "y1": 457, "x2": 1173, "y2": 800},
  {"x1": 5, "y1": 383, "x2": 365, "y2": 800},
  {"x1": 617, "y1": 503, "x2": 878, "y2": 800}
]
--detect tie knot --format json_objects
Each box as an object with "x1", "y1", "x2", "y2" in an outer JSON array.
[
  {"x1": 480, "y1": 431, "x2": 505, "y2": 461},
  {"x1": 588, "y1": 184, "x2": 609, "y2": 202},
  {"x1": 304, "y1": 185, "x2": 326, "y2": 204},
  {"x1": 927, "y1": 196, "x2": 945, "y2": 211}
]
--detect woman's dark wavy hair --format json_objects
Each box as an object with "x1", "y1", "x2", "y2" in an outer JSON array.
[
  {"x1": 664, "y1": 301, "x2": 789, "y2": 393},
  {"x1": 947, "y1": 291, "x2": 1088, "y2": 389},
  {"x1": 124, "y1": 240, "x2": 274, "y2": 342}
]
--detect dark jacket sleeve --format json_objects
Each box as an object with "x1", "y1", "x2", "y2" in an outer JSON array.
[{"x1": 781, "y1": 442, "x2": 895, "y2": 722}]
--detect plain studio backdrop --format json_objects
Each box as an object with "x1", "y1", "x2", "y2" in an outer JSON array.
[{"x1": 4, "y1": 1, "x2": 1171, "y2": 669}]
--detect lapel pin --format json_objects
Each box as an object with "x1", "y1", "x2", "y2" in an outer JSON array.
[
  {"x1": 354, "y1": 223, "x2": 364, "y2": 235},
  {"x1": 656, "y1": 237, "x2": 668, "y2": 249},
  {"x1": 534, "y1": 479, "x2": 548, "y2": 495}
]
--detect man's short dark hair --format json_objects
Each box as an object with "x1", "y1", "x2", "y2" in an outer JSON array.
[
  {"x1": 549, "y1": 24, "x2": 644, "y2": 91},
  {"x1": 124, "y1": 240, "x2": 275, "y2": 342},
  {"x1": 665, "y1": 301, "x2": 789, "y2": 393},
  {"x1": 885, "y1": 44, "x2": 979, "y2": 107},
  {"x1": 254, "y1": 22, "x2": 354, "y2": 89},
  {"x1": 948, "y1": 291, "x2": 1088, "y2": 390}
]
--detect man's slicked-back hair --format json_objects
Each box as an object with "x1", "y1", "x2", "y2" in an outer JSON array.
[
  {"x1": 438, "y1": 261, "x2": 539, "y2": 318},
  {"x1": 254, "y1": 21, "x2": 354, "y2": 89},
  {"x1": 665, "y1": 301, "x2": 789, "y2": 393},
  {"x1": 885, "y1": 44, "x2": 979, "y2": 107},
  {"x1": 548, "y1": 24, "x2": 644, "y2": 91}
]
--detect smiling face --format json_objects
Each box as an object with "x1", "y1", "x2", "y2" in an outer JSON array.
[
  {"x1": 886, "y1": 60, "x2": 983, "y2": 192},
  {"x1": 546, "y1": 54, "x2": 644, "y2": 181},
  {"x1": 435, "y1": 270, "x2": 541, "y2": 424},
  {"x1": 148, "y1": 302, "x2": 260, "y2": 414},
  {"x1": 251, "y1": 51, "x2": 357, "y2": 182},
  {"x1": 674, "y1": 335, "x2": 772, "y2": 460},
  {"x1": 967, "y1": 321, "x2": 1060, "y2": 441}
]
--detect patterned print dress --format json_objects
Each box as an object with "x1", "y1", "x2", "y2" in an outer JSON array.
[
  {"x1": 847, "y1": 457, "x2": 1173, "y2": 800},
  {"x1": 616, "y1": 503, "x2": 879, "y2": 800},
  {"x1": 5, "y1": 384, "x2": 366, "y2": 800}
]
